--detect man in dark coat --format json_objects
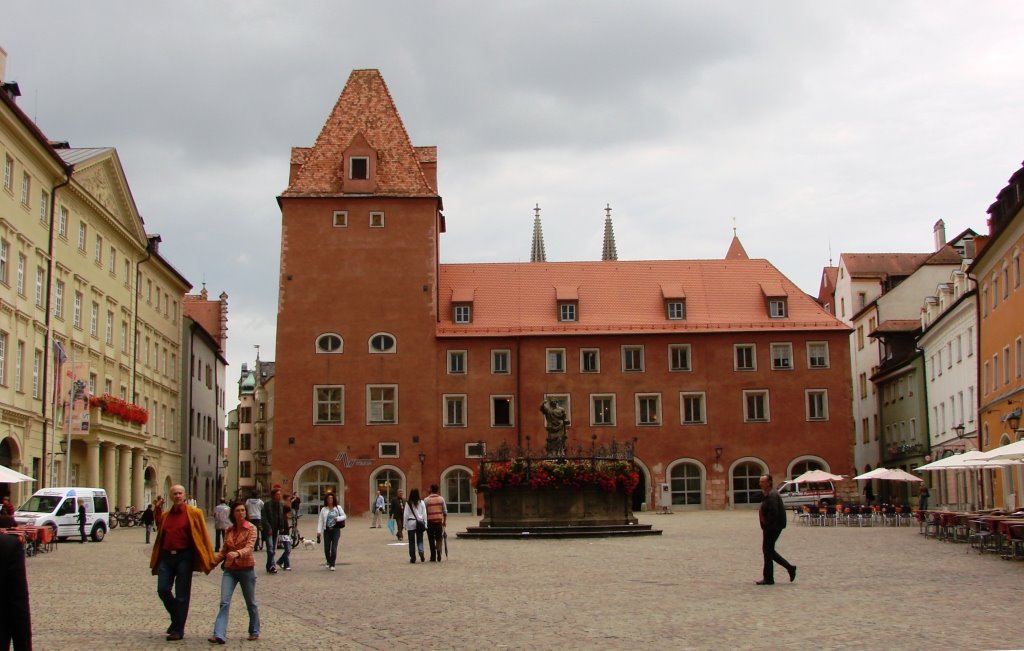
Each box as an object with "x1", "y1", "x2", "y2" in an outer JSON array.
[
  {"x1": 756, "y1": 474, "x2": 796, "y2": 585},
  {"x1": 0, "y1": 516, "x2": 31, "y2": 651},
  {"x1": 77, "y1": 500, "x2": 87, "y2": 543},
  {"x1": 261, "y1": 487, "x2": 287, "y2": 574}
]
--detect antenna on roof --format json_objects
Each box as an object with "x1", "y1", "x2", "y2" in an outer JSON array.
[{"x1": 828, "y1": 240, "x2": 833, "y2": 267}]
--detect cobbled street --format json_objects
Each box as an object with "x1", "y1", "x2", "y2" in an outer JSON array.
[{"x1": 23, "y1": 511, "x2": 1024, "y2": 650}]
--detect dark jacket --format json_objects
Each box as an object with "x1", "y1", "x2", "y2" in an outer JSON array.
[
  {"x1": 0, "y1": 533, "x2": 31, "y2": 651},
  {"x1": 759, "y1": 489, "x2": 787, "y2": 531},
  {"x1": 262, "y1": 499, "x2": 287, "y2": 535},
  {"x1": 390, "y1": 496, "x2": 405, "y2": 520}
]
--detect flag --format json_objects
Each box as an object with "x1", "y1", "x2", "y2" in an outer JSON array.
[{"x1": 52, "y1": 339, "x2": 67, "y2": 365}]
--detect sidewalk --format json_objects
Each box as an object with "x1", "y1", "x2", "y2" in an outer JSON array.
[{"x1": 23, "y1": 510, "x2": 1023, "y2": 649}]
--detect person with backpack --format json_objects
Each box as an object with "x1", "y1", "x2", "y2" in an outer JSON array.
[{"x1": 315, "y1": 492, "x2": 346, "y2": 571}]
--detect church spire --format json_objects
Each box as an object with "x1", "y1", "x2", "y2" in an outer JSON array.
[
  {"x1": 601, "y1": 203, "x2": 618, "y2": 261},
  {"x1": 725, "y1": 220, "x2": 749, "y2": 260},
  {"x1": 530, "y1": 203, "x2": 547, "y2": 262}
]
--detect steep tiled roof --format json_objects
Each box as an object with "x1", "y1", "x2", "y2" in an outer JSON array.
[
  {"x1": 282, "y1": 69, "x2": 436, "y2": 197},
  {"x1": 437, "y1": 259, "x2": 846, "y2": 336},
  {"x1": 871, "y1": 319, "x2": 921, "y2": 336},
  {"x1": 725, "y1": 235, "x2": 749, "y2": 260},
  {"x1": 183, "y1": 295, "x2": 223, "y2": 350},
  {"x1": 922, "y1": 244, "x2": 963, "y2": 265},
  {"x1": 841, "y1": 252, "x2": 931, "y2": 278}
]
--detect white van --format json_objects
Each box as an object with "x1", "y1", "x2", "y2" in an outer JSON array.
[
  {"x1": 14, "y1": 487, "x2": 110, "y2": 542},
  {"x1": 777, "y1": 480, "x2": 837, "y2": 508}
]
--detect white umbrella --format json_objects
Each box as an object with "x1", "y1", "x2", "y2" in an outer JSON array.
[
  {"x1": 982, "y1": 439, "x2": 1024, "y2": 462},
  {"x1": 853, "y1": 467, "x2": 923, "y2": 482},
  {"x1": 0, "y1": 464, "x2": 35, "y2": 483},
  {"x1": 791, "y1": 469, "x2": 845, "y2": 484},
  {"x1": 853, "y1": 468, "x2": 888, "y2": 480},
  {"x1": 915, "y1": 450, "x2": 1000, "y2": 471}
]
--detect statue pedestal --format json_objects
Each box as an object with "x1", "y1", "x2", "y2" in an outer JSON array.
[{"x1": 481, "y1": 486, "x2": 637, "y2": 528}]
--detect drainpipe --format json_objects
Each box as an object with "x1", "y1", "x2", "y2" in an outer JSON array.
[{"x1": 40, "y1": 168, "x2": 73, "y2": 488}]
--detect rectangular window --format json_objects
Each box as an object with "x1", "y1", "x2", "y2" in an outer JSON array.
[
  {"x1": 21, "y1": 172, "x2": 30, "y2": 205},
  {"x1": 0, "y1": 240, "x2": 8, "y2": 285},
  {"x1": 454, "y1": 305, "x2": 471, "y2": 324},
  {"x1": 314, "y1": 386, "x2": 344, "y2": 424},
  {"x1": 109, "y1": 246, "x2": 116, "y2": 275},
  {"x1": 15, "y1": 253, "x2": 24, "y2": 296},
  {"x1": 58, "y1": 206, "x2": 68, "y2": 237},
  {"x1": 966, "y1": 327, "x2": 973, "y2": 356},
  {"x1": 94, "y1": 234, "x2": 103, "y2": 264},
  {"x1": 73, "y1": 291, "x2": 82, "y2": 329},
  {"x1": 368, "y1": 385, "x2": 397, "y2": 424},
  {"x1": 668, "y1": 344, "x2": 691, "y2": 372},
  {"x1": 444, "y1": 395, "x2": 466, "y2": 427},
  {"x1": 0, "y1": 332, "x2": 7, "y2": 385},
  {"x1": 78, "y1": 222, "x2": 87, "y2": 252},
  {"x1": 769, "y1": 299, "x2": 787, "y2": 318},
  {"x1": 581, "y1": 348, "x2": 600, "y2": 373},
  {"x1": 666, "y1": 300, "x2": 685, "y2": 320},
  {"x1": 968, "y1": 387, "x2": 975, "y2": 421},
  {"x1": 859, "y1": 373, "x2": 868, "y2": 400},
  {"x1": 743, "y1": 390, "x2": 769, "y2": 422},
  {"x1": 465, "y1": 442, "x2": 486, "y2": 458},
  {"x1": 770, "y1": 343, "x2": 793, "y2": 370},
  {"x1": 239, "y1": 461, "x2": 251, "y2": 479},
  {"x1": 993, "y1": 354, "x2": 1000, "y2": 392},
  {"x1": 857, "y1": 325, "x2": 865, "y2": 350},
  {"x1": 636, "y1": 394, "x2": 661, "y2": 425},
  {"x1": 14, "y1": 340, "x2": 24, "y2": 392},
  {"x1": 559, "y1": 303, "x2": 577, "y2": 322},
  {"x1": 239, "y1": 433, "x2": 251, "y2": 450},
  {"x1": 591, "y1": 395, "x2": 615, "y2": 426},
  {"x1": 622, "y1": 345, "x2": 644, "y2": 372},
  {"x1": 32, "y1": 348, "x2": 41, "y2": 398},
  {"x1": 546, "y1": 348, "x2": 565, "y2": 373},
  {"x1": 54, "y1": 280, "x2": 64, "y2": 318},
  {"x1": 103, "y1": 378, "x2": 112, "y2": 395},
  {"x1": 89, "y1": 301, "x2": 98, "y2": 337},
  {"x1": 734, "y1": 344, "x2": 756, "y2": 371},
  {"x1": 857, "y1": 291, "x2": 867, "y2": 309},
  {"x1": 491, "y1": 349, "x2": 510, "y2": 374},
  {"x1": 35, "y1": 267, "x2": 44, "y2": 307},
  {"x1": 807, "y1": 342, "x2": 829, "y2": 368},
  {"x1": 369, "y1": 211, "x2": 384, "y2": 228},
  {"x1": 349, "y1": 157, "x2": 369, "y2": 179},
  {"x1": 861, "y1": 417, "x2": 870, "y2": 444},
  {"x1": 2, "y1": 155, "x2": 11, "y2": 190},
  {"x1": 332, "y1": 211, "x2": 348, "y2": 227},
  {"x1": 379, "y1": 443, "x2": 399, "y2": 458},
  {"x1": 121, "y1": 321, "x2": 128, "y2": 353},
  {"x1": 806, "y1": 390, "x2": 828, "y2": 420},
  {"x1": 681, "y1": 392, "x2": 706, "y2": 424},
  {"x1": 1004, "y1": 346, "x2": 1011, "y2": 385},
  {"x1": 1016, "y1": 251, "x2": 1022, "y2": 289},
  {"x1": 124, "y1": 260, "x2": 131, "y2": 287},
  {"x1": 106, "y1": 310, "x2": 114, "y2": 345},
  {"x1": 491, "y1": 395, "x2": 513, "y2": 427},
  {"x1": 1017, "y1": 337, "x2": 1022, "y2": 379},
  {"x1": 447, "y1": 350, "x2": 466, "y2": 374}
]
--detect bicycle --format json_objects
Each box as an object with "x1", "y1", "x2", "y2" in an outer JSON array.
[{"x1": 289, "y1": 514, "x2": 302, "y2": 543}]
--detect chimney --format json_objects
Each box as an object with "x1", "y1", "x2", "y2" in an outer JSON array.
[
  {"x1": 0, "y1": 46, "x2": 7, "y2": 82},
  {"x1": 933, "y1": 219, "x2": 946, "y2": 251},
  {"x1": 0, "y1": 46, "x2": 21, "y2": 101}
]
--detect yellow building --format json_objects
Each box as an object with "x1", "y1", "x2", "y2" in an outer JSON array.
[{"x1": 972, "y1": 161, "x2": 1024, "y2": 510}]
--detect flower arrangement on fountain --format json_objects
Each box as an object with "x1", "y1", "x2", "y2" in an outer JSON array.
[
  {"x1": 478, "y1": 458, "x2": 640, "y2": 496},
  {"x1": 89, "y1": 394, "x2": 149, "y2": 425}
]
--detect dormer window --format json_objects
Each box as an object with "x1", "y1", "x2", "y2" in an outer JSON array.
[
  {"x1": 454, "y1": 304, "x2": 471, "y2": 324},
  {"x1": 559, "y1": 302, "x2": 577, "y2": 322},
  {"x1": 769, "y1": 299, "x2": 787, "y2": 318},
  {"x1": 667, "y1": 300, "x2": 686, "y2": 320},
  {"x1": 350, "y1": 156, "x2": 369, "y2": 180},
  {"x1": 660, "y1": 284, "x2": 686, "y2": 321},
  {"x1": 451, "y1": 288, "x2": 475, "y2": 324},
  {"x1": 554, "y1": 286, "x2": 579, "y2": 322},
  {"x1": 760, "y1": 282, "x2": 789, "y2": 319}
]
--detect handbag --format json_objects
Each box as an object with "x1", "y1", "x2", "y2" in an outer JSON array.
[{"x1": 416, "y1": 518, "x2": 426, "y2": 533}]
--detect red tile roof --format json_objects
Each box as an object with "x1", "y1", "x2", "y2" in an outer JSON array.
[
  {"x1": 840, "y1": 252, "x2": 932, "y2": 278},
  {"x1": 282, "y1": 69, "x2": 436, "y2": 197},
  {"x1": 183, "y1": 295, "x2": 224, "y2": 350},
  {"x1": 437, "y1": 259, "x2": 847, "y2": 336},
  {"x1": 725, "y1": 235, "x2": 749, "y2": 260},
  {"x1": 870, "y1": 319, "x2": 921, "y2": 336}
]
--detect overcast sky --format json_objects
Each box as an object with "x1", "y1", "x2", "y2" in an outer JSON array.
[{"x1": 3, "y1": 2, "x2": 1024, "y2": 406}]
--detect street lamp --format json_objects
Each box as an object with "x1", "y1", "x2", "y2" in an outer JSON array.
[
  {"x1": 952, "y1": 423, "x2": 967, "y2": 439},
  {"x1": 1006, "y1": 410, "x2": 1022, "y2": 433}
]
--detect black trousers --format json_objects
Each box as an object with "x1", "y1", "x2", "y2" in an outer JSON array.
[
  {"x1": 761, "y1": 527, "x2": 792, "y2": 583},
  {"x1": 426, "y1": 522, "x2": 444, "y2": 561}
]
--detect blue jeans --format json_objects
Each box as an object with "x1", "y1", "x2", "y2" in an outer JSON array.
[
  {"x1": 213, "y1": 568, "x2": 260, "y2": 640},
  {"x1": 156, "y1": 548, "x2": 194, "y2": 635},
  {"x1": 277, "y1": 537, "x2": 291, "y2": 569},
  {"x1": 264, "y1": 532, "x2": 278, "y2": 571},
  {"x1": 322, "y1": 527, "x2": 340, "y2": 566}
]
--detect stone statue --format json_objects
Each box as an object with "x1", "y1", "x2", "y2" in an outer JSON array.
[{"x1": 540, "y1": 399, "x2": 568, "y2": 457}]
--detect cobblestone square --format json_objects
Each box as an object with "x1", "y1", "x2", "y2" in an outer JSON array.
[{"x1": 22, "y1": 511, "x2": 1024, "y2": 650}]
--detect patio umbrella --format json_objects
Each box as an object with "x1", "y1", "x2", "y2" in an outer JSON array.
[
  {"x1": 853, "y1": 468, "x2": 922, "y2": 482},
  {"x1": 982, "y1": 439, "x2": 1024, "y2": 462},
  {"x1": 0, "y1": 464, "x2": 34, "y2": 483},
  {"x1": 853, "y1": 468, "x2": 888, "y2": 481},
  {"x1": 791, "y1": 469, "x2": 845, "y2": 484},
  {"x1": 915, "y1": 450, "x2": 1006, "y2": 471}
]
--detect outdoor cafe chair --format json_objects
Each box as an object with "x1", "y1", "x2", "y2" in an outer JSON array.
[
  {"x1": 968, "y1": 519, "x2": 1003, "y2": 554},
  {"x1": 1002, "y1": 525, "x2": 1024, "y2": 561},
  {"x1": 822, "y1": 505, "x2": 838, "y2": 526}
]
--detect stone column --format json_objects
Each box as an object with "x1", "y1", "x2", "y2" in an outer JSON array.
[
  {"x1": 102, "y1": 443, "x2": 117, "y2": 504},
  {"x1": 86, "y1": 440, "x2": 101, "y2": 487},
  {"x1": 132, "y1": 448, "x2": 145, "y2": 508},
  {"x1": 118, "y1": 446, "x2": 132, "y2": 509}
]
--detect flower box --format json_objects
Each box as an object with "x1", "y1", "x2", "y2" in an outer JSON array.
[{"x1": 89, "y1": 394, "x2": 149, "y2": 426}]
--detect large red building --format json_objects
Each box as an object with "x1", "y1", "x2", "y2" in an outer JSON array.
[{"x1": 272, "y1": 70, "x2": 853, "y2": 516}]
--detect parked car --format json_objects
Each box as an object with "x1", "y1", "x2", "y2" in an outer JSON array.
[
  {"x1": 14, "y1": 487, "x2": 110, "y2": 542},
  {"x1": 777, "y1": 480, "x2": 837, "y2": 508}
]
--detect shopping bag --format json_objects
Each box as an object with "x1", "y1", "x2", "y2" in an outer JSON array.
[{"x1": 386, "y1": 518, "x2": 396, "y2": 535}]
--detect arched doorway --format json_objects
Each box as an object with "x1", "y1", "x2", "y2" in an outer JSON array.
[
  {"x1": 731, "y1": 459, "x2": 767, "y2": 507},
  {"x1": 630, "y1": 460, "x2": 651, "y2": 512},
  {"x1": 668, "y1": 460, "x2": 705, "y2": 508},
  {"x1": 441, "y1": 467, "x2": 474, "y2": 514},
  {"x1": 295, "y1": 462, "x2": 345, "y2": 515},
  {"x1": 371, "y1": 467, "x2": 404, "y2": 515}
]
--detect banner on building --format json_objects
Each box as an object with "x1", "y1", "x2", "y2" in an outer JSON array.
[{"x1": 64, "y1": 361, "x2": 91, "y2": 434}]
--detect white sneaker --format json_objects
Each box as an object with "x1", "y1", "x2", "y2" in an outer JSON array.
[{"x1": 329, "y1": 565, "x2": 336, "y2": 571}]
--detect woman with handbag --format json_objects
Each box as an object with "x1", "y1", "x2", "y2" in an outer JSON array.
[
  {"x1": 316, "y1": 492, "x2": 346, "y2": 571},
  {"x1": 209, "y1": 501, "x2": 260, "y2": 644},
  {"x1": 403, "y1": 488, "x2": 427, "y2": 563}
]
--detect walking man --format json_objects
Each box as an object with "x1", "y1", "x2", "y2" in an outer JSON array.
[
  {"x1": 150, "y1": 484, "x2": 216, "y2": 641},
  {"x1": 756, "y1": 474, "x2": 796, "y2": 586},
  {"x1": 261, "y1": 487, "x2": 287, "y2": 574},
  {"x1": 213, "y1": 497, "x2": 231, "y2": 552},
  {"x1": 424, "y1": 484, "x2": 447, "y2": 562},
  {"x1": 371, "y1": 489, "x2": 385, "y2": 528},
  {"x1": 77, "y1": 499, "x2": 87, "y2": 543},
  {"x1": 390, "y1": 489, "x2": 406, "y2": 541},
  {"x1": 244, "y1": 492, "x2": 264, "y2": 552}
]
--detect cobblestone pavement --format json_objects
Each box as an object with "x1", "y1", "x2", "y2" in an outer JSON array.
[{"x1": 21, "y1": 511, "x2": 1024, "y2": 650}]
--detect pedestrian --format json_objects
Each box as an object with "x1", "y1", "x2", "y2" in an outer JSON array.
[
  {"x1": 141, "y1": 503, "x2": 155, "y2": 544},
  {"x1": 424, "y1": 484, "x2": 447, "y2": 562},
  {"x1": 244, "y1": 492, "x2": 264, "y2": 552},
  {"x1": 289, "y1": 492, "x2": 301, "y2": 530},
  {"x1": 372, "y1": 488, "x2": 385, "y2": 528},
  {"x1": 150, "y1": 484, "x2": 217, "y2": 641},
  {"x1": 77, "y1": 499, "x2": 87, "y2": 543},
  {"x1": 213, "y1": 498, "x2": 230, "y2": 552},
  {"x1": 186, "y1": 494, "x2": 197, "y2": 508},
  {"x1": 864, "y1": 482, "x2": 875, "y2": 505},
  {"x1": 315, "y1": 492, "x2": 346, "y2": 571},
  {"x1": 276, "y1": 506, "x2": 292, "y2": 571},
  {"x1": 756, "y1": 474, "x2": 796, "y2": 586},
  {"x1": 403, "y1": 488, "x2": 426, "y2": 563},
  {"x1": 919, "y1": 485, "x2": 930, "y2": 511},
  {"x1": 390, "y1": 489, "x2": 406, "y2": 541},
  {"x1": 260, "y1": 487, "x2": 287, "y2": 574},
  {"x1": 208, "y1": 500, "x2": 260, "y2": 644},
  {"x1": 0, "y1": 495, "x2": 14, "y2": 517},
  {"x1": 0, "y1": 513, "x2": 31, "y2": 651}
]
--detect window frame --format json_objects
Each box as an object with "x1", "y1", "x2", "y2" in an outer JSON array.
[
  {"x1": 621, "y1": 345, "x2": 645, "y2": 373},
  {"x1": 349, "y1": 156, "x2": 369, "y2": 180},
  {"x1": 559, "y1": 302, "x2": 578, "y2": 322},
  {"x1": 668, "y1": 344, "x2": 692, "y2": 372},
  {"x1": 379, "y1": 442, "x2": 400, "y2": 458},
  {"x1": 315, "y1": 333, "x2": 344, "y2": 354},
  {"x1": 447, "y1": 350, "x2": 467, "y2": 375},
  {"x1": 545, "y1": 348, "x2": 566, "y2": 373},
  {"x1": 491, "y1": 349, "x2": 510, "y2": 374},
  {"x1": 734, "y1": 344, "x2": 756, "y2": 371},
  {"x1": 454, "y1": 304, "x2": 472, "y2": 324},
  {"x1": 369, "y1": 211, "x2": 385, "y2": 228},
  {"x1": 807, "y1": 341, "x2": 829, "y2": 369},
  {"x1": 368, "y1": 332, "x2": 397, "y2": 354},
  {"x1": 635, "y1": 393, "x2": 662, "y2": 426},
  {"x1": 313, "y1": 385, "x2": 345, "y2": 425},
  {"x1": 367, "y1": 384, "x2": 398, "y2": 425},
  {"x1": 666, "y1": 300, "x2": 686, "y2": 320},
  {"x1": 743, "y1": 389, "x2": 770, "y2": 422},
  {"x1": 768, "y1": 298, "x2": 787, "y2": 318},
  {"x1": 333, "y1": 210, "x2": 348, "y2": 227},
  {"x1": 590, "y1": 394, "x2": 616, "y2": 426},
  {"x1": 442, "y1": 394, "x2": 467, "y2": 427},
  {"x1": 806, "y1": 389, "x2": 829, "y2": 421},
  {"x1": 580, "y1": 348, "x2": 600, "y2": 373},
  {"x1": 770, "y1": 342, "x2": 793, "y2": 370},
  {"x1": 680, "y1": 391, "x2": 707, "y2": 425},
  {"x1": 490, "y1": 395, "x2": 514, "y2": 427}
]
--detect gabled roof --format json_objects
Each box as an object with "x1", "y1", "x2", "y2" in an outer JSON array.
[
  {"x1": 59, "y1": 147, "x2": 149, "y2": 246},
  {"x1": 840, "y1": 252, "x2": 932, "y2": 278},
  {"x1": 921, "y1": 244, "x2": 962, "y2": 265},
  {"x1": 870, "y1": 319, "x2": 921, "y2": 336},
  {"x1": 282, "y1": 69, "x2": 436, "y2": 197},
  {"x1": 437, "y1": 259, "x2": 846, "y2": 336}
]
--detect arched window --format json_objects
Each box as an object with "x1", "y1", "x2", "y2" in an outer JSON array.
[
  {"x1": 372, "y1": 468, "x2": 403, "y2": 514},
  {"x1": 316, "y1": 333, "x2": 343, "y2": 354},
  {"x1": 443, "y1": 468, "x2": 474, "y2": 514},
  {"x1": 369, "y1": 332, "x2": 396, "y2": 354},
  {"x1": 296, "y1": 463, "x2": 344, "y2": 516},
  {"x1": 669, "y1": 462, "x2": 703, "y2": 506},
  {"x1": 788, "y1": 458, "x2": 826, "y2": 478},
  {"x1": 732, "y1": 460, "x2": 767, "y2": 505}
]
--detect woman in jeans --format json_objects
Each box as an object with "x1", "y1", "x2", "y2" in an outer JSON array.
[
  {"x1": 403, "y1": 488, "x2": 427, "y2": 563},
  {"x1": 209, "y1": 501, "x2": 260, "y2": 644},
  {"x1": 316, "y1": 492, "x2": 346, "y2": 571}
]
